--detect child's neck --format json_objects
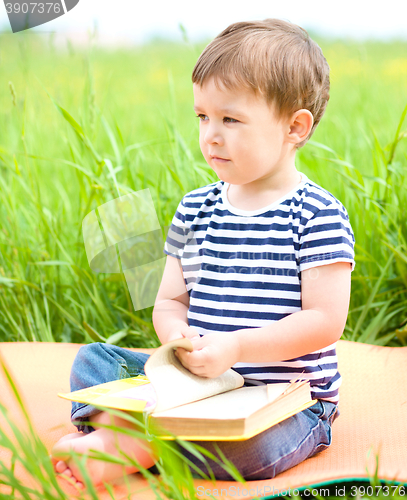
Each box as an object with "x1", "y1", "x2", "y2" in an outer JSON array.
[{"x1": 226, "y1": 168, "x2": 302, "y2": 212}]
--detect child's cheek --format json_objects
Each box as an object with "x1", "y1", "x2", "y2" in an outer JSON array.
[{"x1": 199, "y1": 141, "x2": 210, "y2": 161}]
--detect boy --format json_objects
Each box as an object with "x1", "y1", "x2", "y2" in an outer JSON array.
[{"x1": 52, "y1": 18, "x2": 355, "y2": 488}]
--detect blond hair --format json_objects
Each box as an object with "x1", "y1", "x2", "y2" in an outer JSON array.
[{"x1": 192, "y1": 19, "x2": 330, "y2": 147}]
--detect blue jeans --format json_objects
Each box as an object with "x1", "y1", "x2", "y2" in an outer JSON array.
[{"x1": 70, "y1": 343, "x2": 339, "y2": 481}]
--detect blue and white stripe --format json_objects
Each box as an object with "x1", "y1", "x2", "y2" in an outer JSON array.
[{"x1": 164, "y1": 174, "x2": 355, "y2": 403}]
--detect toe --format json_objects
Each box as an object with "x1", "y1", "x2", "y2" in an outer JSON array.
[
  {"x1": 75, "y1": 481, "x2": 85, "y2": 490},
  {"x1": 55, "y1": 460, "x2": 68, "y2": 473},
  {"x1": 61, "y1": 467, "x2": 73, "y2": 478}
]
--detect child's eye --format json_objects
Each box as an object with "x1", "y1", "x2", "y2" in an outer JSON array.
[
  {"x1": 196, "y1": 114, "x2": 208, "y2": 121},
  {"x1": 223, "y1": 117, "x2": 238, "y2": 123}
]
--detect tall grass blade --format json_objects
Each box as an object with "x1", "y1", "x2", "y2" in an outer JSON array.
[{"x1": 351, "y1": 255, "x2": 394, "y2": 341}]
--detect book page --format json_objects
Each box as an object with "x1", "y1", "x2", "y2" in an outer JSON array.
[
  {"x1": 145, "y1": 338, "x2": 244, "y2": 413},
  {"x1": 150, "y1": 381, "x2": 314, "y2": 441},
  {"x1": 59, "y1": 338, "x2": 244, "y2": 414},
  {"x1": 152, "y1": 385, "x2": 285, "y2": 420}
]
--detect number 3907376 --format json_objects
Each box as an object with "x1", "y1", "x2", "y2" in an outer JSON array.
[{"x1": 5, "y1": 3, "x2": 61, "y2": 14}]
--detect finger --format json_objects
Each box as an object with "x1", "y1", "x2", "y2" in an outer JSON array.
[
  {"x1": 175, "y1": 348, "x2": 193, "y2": 366},
  {"x1": 175, "y1": 347, "x2": 192, "y2": 359},
  {"x1": 176, "y1": 345, "x2": 200, "y2": 359},
  {"x1": 190, "y1": 336, "x2": 204, "y2": 348},
  {"x1": 179, "y1": 358, "x2": 207, "y2": 376},
  {"x1": 178, "y1": 349, "x2": 209, "y2": 368},
  {"x1": 174, "y1": 348, "x2": 193, "y2": 366},
  {"x1": 184, "y1": 364, "x2": 209, "y2": 377},
  {"x1": 180, "y1": 326, "x2": 197, "y2": 337},
  {"x1": 175, "y1": 349, "x2": 207, "y2": 371}
]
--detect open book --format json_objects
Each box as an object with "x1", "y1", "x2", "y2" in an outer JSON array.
[{"x1": 59, "y1": 338, "x2": 316, "y2": 441}]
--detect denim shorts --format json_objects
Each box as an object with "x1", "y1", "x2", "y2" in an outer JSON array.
[{"x1": 69, "y1": 342, "x2": 339, "y2": 481}]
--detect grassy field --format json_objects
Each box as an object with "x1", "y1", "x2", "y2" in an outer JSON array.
[
  {"x1": 0, "y1": 28, "x2": 407, "y2": 500},
  {"x1": 0, "y1": 32, "x2": 407, "y2": 349}
]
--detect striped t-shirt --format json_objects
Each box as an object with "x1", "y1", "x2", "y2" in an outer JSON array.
[{"x1": 164, "y1": 173, "x2": 355, "y2": 403}]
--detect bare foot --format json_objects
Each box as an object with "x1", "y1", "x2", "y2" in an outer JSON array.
[
  {"x1": 51, "y1": 433, "x2": 86, "y2": 489},
  {"x1": 51, "y1": 416, "x2": 156, "y2": 489}
]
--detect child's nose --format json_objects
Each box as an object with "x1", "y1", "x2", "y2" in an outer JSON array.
[{"x1": 203, "y1": 124, "x2": 223, "y2": 146}]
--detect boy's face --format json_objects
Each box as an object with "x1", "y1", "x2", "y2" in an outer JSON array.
[{"x1": 193, "y1": 78, "x2": 294, "y2": 188}]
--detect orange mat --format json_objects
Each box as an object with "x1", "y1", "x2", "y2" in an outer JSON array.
[{"x1": 1, "y1": 340, "x2": 407, "y2": 499}]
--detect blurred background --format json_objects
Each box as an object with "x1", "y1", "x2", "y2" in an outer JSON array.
[
  {"x1": 2, "y1": 0, "x2": 407, "y2": 43},
  {"x1": 0, "y1": 0, "x2": 406, "y2": 348}
]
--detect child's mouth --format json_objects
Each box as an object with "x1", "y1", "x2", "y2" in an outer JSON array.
[{"x1": 211, "y1": 156, "x2": 230, "y2": 163}]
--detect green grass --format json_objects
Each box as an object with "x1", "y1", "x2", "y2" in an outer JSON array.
[
  {"x1": 0, "y1": 33, "x2": 214, "y2": 345},
  {"x1": 0, "y1": 33, "x2": 406, "y2": 347},
  {"x1": 0, "y1": 31, "x2": 407, "y2": 499}
]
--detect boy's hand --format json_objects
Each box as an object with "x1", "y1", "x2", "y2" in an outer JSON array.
[
  {"x1": 175, "y1": 332, "x2": 241, "y2": 378},
  {"x1": 166, "y1": 325, "x2": 200, "y2": 343}
]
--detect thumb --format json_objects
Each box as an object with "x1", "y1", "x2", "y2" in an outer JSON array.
[
  {"x1": 190, "y1": 335, "x2": 206, "y2": 350},
  {"x1": 180, "y1": 326, "x2": 200, "y2": 340}
]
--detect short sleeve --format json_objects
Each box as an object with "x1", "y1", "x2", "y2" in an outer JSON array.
[
  {"x1": 164, "y1": 197, "x2": 189, "y2": 259},
  {"x1": 298, "y1": 202, "x2": 355, "y2": 272}
]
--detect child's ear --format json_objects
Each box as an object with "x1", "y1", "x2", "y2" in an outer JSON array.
[{"x1": 287, "y1": 110, "x2": 314, "y2": 145}]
